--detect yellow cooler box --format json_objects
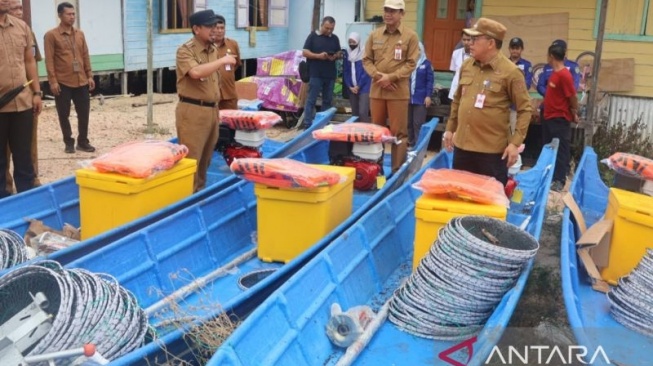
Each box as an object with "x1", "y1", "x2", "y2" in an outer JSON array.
[
  {"x1": 601, "y1": 188, "x2": 653, "y2": 284},
  {"x1": 255, "y1": 165, "x2": 355, "y2": 263},
  {"x1": 76, "y1": 158, "x2": 197, "y2": 239},
  {"x1": 413, "y1": 194, "x2": 507, "y2": 269}
]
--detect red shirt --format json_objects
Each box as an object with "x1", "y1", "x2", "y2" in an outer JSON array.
[{"x1": 543, "y1": 67, "x2": 575, "y2": 121}]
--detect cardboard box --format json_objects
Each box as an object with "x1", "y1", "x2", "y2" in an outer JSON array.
[{"x1": 235, "y1": 80, "x2": 258, "y2": 100}]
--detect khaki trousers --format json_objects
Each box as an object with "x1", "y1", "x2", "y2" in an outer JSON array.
[
  {"x1": 370, "y1": 98, "x2": 409, "y2": 172},
  {"x1": 5, "y1": 115, "x2": 40, "y2": 193},
  {"x1": 176, "y1": 102, "x2": 219, "y2": 192}
]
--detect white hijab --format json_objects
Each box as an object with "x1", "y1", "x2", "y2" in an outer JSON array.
[{"x1": 347, "y1": 32, "x2": 363, "y2": 87}]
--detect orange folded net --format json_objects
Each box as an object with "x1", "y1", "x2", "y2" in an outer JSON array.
[
  {"x1": 220, "y1": 109, "x2": 283, "y2": 130},
  {"x1": 603, "y1": 152, "x2": 653, "y2": 180},
  {"x1": 230, "y1": 158, "x2": 343, "y2": 188},
  {"x1": 312, "y1": 123, "x2": 397, "y2": 143},
  {"x1": 91, "y1": 140, "x2": 188, "y2": 178},
  {"x1": 413, "y1": 168, "x2": 510, "y2": 207}
]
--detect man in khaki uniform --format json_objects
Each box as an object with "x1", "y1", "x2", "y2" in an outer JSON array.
[
  {"x1": 0, "y1": 0, "x2": 42, "y2": 198},
  {"x1": 176, "y1": 9, "x2": 235, "y2": 192},
  {"x1": 362, "y1": 0, "x2": 419, "y2": 172},
  {"x1": 213, "y1": 14, "x2": 241, "y2": 110},
  {"x1": 443, "y1": 18, "x2": 531, "y2": 185},
  {"x1": 5, "y1": 0, "x2": 41, "y2": 192}
]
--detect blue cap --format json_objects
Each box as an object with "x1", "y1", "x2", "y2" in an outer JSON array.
[
  {"x1": 189, "y1": 9, "x2": 219, "y2": 27},
  {"x1": 551, "y1": 39, "x2": 567, "y2": 51}
]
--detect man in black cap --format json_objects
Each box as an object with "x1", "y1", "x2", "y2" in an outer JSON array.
[
  {"x1": 536, "y1": 39, "x2": 580, "y2": 97},
  {"x1": 508, "y1": 37, "x2": 532, "y2": 89},
  {"x1": 175, "y1": 9, "x2": 236, "y2": 192}
]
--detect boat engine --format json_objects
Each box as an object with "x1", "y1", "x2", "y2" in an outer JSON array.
[
  {"x1": 216, "y1": 125, "x2": 263, "y2": 166},
  {"x1": 328, "y1": 141, "x2": 384, "y2": 191},
  {"x1": 343, "y1": 158, "x2": 382, "y2": 191}
]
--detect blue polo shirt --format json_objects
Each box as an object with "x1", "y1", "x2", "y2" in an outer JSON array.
[
  {"x1": 537, "y1": 59, "x2": 581, "y2": 96},
  {"x1": 514, "y1": 58, "x2": 533, "y2": 90},
  {"x1": 303, "y1": 31, "x2": 341, "y2": 79}
]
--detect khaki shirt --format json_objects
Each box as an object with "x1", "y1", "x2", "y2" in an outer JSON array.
[
  {"x1": 44, "y1": 25, "x2": 92, "y2": 87},
  {"x1": 0, "y1": 15, "x2": 34, "y2": 113},
  {"x1": 176, "y1": 37, "x2": 220, "y2": 103},
  {"x1": 447, "y1": 52, "x2": 532, "y2": 154},
  {"x1": 362, "y1": 23, "x2": 419, "y2": 100},
  {"x1": 215, "y1": 38, "x2": 240, "y2": 101}
]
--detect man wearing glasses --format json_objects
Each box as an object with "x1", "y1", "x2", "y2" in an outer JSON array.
[
  {"x1": 175, "y1": 9, "x2": 236, "y2": 192},
  {"x1": 442, "y1": 18, "x2": 531, "y2": 186}
]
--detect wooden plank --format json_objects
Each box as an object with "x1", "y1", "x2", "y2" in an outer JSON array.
[
  {"x1": 483, "y1": 6, "x2": 596, "y2": 19},
  {"x1": 487, "y1": 13, "x2": 569, "y2": 66},
  {"x1": 597, "y1": 58, "x2": 635, "y2": 92},
  {"x1": 483, "y1": 0, "x2": 595, "y2": 9}
]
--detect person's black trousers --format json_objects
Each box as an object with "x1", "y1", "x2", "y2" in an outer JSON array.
[
  {"x1": 0, "y1": 109, "x2": 34, "y2": 197},
  {"x1": 453, "y1": 146, "x2": 509, "y2": 186},
  {"x1": 55, "y1": 84, "x2": 90, "y2": 145},
  {"x1": 542, "y1": 117, "x2": 571, "y2": 184}
]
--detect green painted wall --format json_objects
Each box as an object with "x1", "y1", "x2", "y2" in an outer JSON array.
[{"x1": 38, "y1": 53, "x2": 124, "y2": 77}]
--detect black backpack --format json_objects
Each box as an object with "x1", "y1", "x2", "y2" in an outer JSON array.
[{"x1": 299, "y1": 60, "x2": 310, "y2": 83}]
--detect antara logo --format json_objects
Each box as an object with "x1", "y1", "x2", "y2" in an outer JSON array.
[
  {"x1": 438, "y1": 337, "x2": 612, "y2": 365},
  {"x1": 485, "y1": 345, "x2": 611, "y2": 365}
]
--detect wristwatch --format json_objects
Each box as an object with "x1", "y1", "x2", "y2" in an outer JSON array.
[{"x1": 33, "y1": 91, "x2": 43, "y2": 97}]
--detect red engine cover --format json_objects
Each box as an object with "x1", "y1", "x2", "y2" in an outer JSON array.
[
  {"x1": 504, "y1": 177, "x2": 518, "y2": 199},
  {"x1": 224, "y1": 145, "x2": 262, "y2": 166},
  {"x1": 343, "y1": 158, "x2": 381, "y2": 191}
]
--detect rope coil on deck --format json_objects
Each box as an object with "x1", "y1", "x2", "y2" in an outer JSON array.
[
  {"x1": 608, "y1": 249, "x2": 653, "y2": 337},
  {"x1": 0, "y1": 261, "x2": 149, "y2": 362},
  {"x1": 0, "y1": 229, "x2": 29, "y2": 269},
  {"x1": 388, "y1": 216, "x2": 539, "y2": 340}
]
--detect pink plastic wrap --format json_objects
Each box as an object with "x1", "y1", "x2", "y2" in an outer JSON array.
[
  {"x1": 313, "y1": 123, "x2": 398, "y2": 144},
  {"x1": 220, "y1": 110, "x2": 283, "y2": 130},
  {"x1": 413, "y1": 169, "x2": 510, "y2": 207},
  {"x1": 91, "y1": 140, "x2": 188, "y2": 178},
  {"x1": 602, "y1": 152, "x2": 653, "y2": 180},
  {"x1": 257, "y1": 77, "x2": 304, "y2": 112},
  {"x1": 256, "y1": 50, "x2": 305, "y2": 77},
  {"x1": 230, "y1": 158, "x2": 343, "y2": 188}
]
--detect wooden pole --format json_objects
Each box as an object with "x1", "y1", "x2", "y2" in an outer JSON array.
[
  {"x1": 585, "y1": 0, "x2": 609, "y2": 147},
  {"x1": 312, "y1": 0, "x2": 321, "y2": 30},
  {"x1": 145, "y1": 0, "x2": 154, "y2": 137}
]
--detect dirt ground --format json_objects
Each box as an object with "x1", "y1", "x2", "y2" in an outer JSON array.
[
  {"x1": 33, "y1": 95, "x2": 574, "y2": 350},
  {"x1": 34, "y1": 93, "x2": 295, "y2": 184}
]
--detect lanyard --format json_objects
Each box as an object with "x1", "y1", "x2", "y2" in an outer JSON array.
[{"x1": 66, "y1": 29, "x2": 77, "y2": 60}]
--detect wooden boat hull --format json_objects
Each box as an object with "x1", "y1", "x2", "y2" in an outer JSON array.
[
  {"x1": 0, "y1": 108, "x2": 336, "y2": 273},
  {"x1": 210, "y1": 140, "x2": 558, "y2": 366},
  {"x1": 61, "y1": 119, "x2": 438, "y2": 364},
  {"x1": 561, "y1": 147, "x2": 653, "y2": 366}
]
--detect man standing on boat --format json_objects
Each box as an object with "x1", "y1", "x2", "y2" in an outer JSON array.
[
  {"x1": 443, "y1": 18, "x2": 532, "y2": 185},
  {"x1": 363, "y1": 0, "x2": 419, "y2": 173},
  {"x1": 213, "y1": 14, "x2": 240, "y2": 111},
  {"x1": 44, "y1": 2, "x2": 96, "y2": 154},
  {"x1": 175, "y1": 9, "x2": 235, "y2": 192},
  {"x1": 0, "y1": 0, "x2": 42, "y2": 198},
  {"x1": 542, "y1": 44, "x2": 578, "y2": 192}
]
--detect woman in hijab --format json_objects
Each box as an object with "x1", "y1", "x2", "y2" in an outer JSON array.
[
  {"x1": 408, "y1": 42, "x2": 434, "y2": 148},
  {"x1": 342, "y1": 32, "x2": 370, "y2": 122}
]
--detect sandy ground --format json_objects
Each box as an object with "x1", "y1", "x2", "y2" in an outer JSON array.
[{"x1": 34, "y1": 93, "x2": 296, "y2": 185}]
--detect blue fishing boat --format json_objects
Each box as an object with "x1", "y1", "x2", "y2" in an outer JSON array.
[
  {"x1": 561, "y1": 147, "x2": 653, "y2": 366},
  {"x1": 55, "y1": 119, "x2": 438, "y2": 364},
  {"x1": 0, "y1": 108, "x2": 336, "y2": 273},
  {"x1": 210, "y1": 139, "x2": 558, "y2": 366}
]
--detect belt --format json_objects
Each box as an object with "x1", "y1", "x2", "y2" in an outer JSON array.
[{"x1": 179, "y1": 96, "x2": 216, "y2": 107}]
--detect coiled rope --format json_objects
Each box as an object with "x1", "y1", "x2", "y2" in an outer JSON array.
[
  {"x1": 0, "y1": 229, "x2": 29, "y2": 269},
  {"x1": 0, "y1": 261, "x2": 148, "y2": 363},
  {"x1": 389, "y1": 216, "x2": 539, "y2": 340},
  {"x1": 608, "y1": 248, "x2": 653, "y2": 337}
]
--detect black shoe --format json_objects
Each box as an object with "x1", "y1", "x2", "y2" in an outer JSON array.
[
  {"x1": 551, "y1": 181, "x2": 564, "y2": 192},
  {"x1": 76, "y1": 143, "x2": 96, "y2": 153},
  {"x1": 298, "y1": 123, "x2": 311, "y2": 130},
  {"x1": 65, "y1": 144, "x2": 75, "y2": 154}
]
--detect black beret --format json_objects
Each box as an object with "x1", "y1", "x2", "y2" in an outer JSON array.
[{"x1": 190, "y1": 9, "x2": 219, "y2": 27}]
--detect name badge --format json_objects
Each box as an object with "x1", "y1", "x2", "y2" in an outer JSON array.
[
  {"x1": 225, "y1": 48, "x2": 232, "y2": 71},
  {"x1": 72, "y1": 60, "x2": 80, "y2": 72},
  {"x1": 518, "y1": 64, "x2": 524, "y2": 70},
  {"x1": 394, "y1": 44, "x2": 402, "y2": 60},
  {"x1": 474, "y1": 94, "x2": 486, "y2": 109}
]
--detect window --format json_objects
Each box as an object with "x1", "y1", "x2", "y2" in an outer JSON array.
[
  {"x1": 237, "y1": 0, "x2": 288, "y2": 29},
  {"x1": 596, "y1": 0, "x2": 653, "y2": 41},
  {"x1": 161, "y1": 0, "x2": 207, "y2": 32}
]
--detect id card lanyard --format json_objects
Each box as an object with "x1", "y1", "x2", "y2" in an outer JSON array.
[
  {"x1": 67, "y1": 29, "x2": 80, "y2": 72},
  {"x1": 394, "y1": 40, "x2": 402, "y2": 60},
  {"x1": 474, "y1": 80, "x2": 490, "y2": 109}
]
